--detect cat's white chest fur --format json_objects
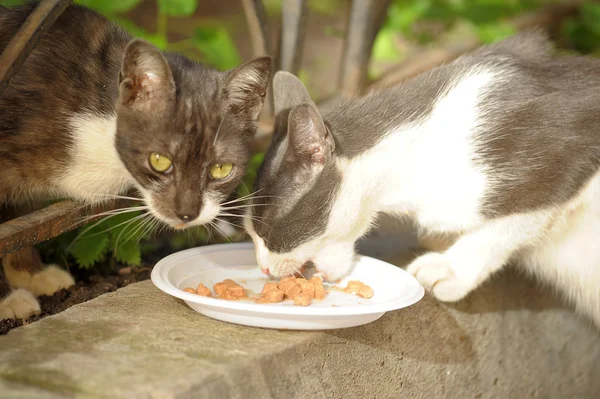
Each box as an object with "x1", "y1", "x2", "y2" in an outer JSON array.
[{"x1": 55, "y1": 113, "x2": 134, "y2": 203}]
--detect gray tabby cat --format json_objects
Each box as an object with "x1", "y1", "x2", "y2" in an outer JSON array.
[
  {"x1": 0, "y1": 2, "x2": 271, "y2": 319},
  {"x1": 245, "y1": 32, "x2": 600, "y2": 327}
]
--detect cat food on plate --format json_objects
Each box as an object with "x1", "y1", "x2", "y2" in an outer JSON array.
[
  {"x1": 153, "y1": 242, "x2": 425, "y2": 330},
  {"x1": 183, "y1": 277, "x2": 372, "y2": 306},
  {"x1": 343, "y1": 280, "x2": 374, "y2": 298},
  {"x1": 256, "y1": 282, "x2": 285, "y2": 304},
  {"x1": 183, "y1": 283, "x2": 212, "y2": 297},
  {"x1": 256, "y1": 276, "x2": 326, "y2": 306},
  {"x1": 213, "y1": 279, "x2": 247, "y2": 300},
  {"x1": 196, "y1": 283, "x2": 212, "y2": 297}
]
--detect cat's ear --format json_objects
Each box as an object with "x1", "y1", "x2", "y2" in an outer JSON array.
[
  {"x1": 273, "y1": 71, "x2": 314, "y2": 116},
  {"x1": 118, "y1": 39, "x2": 175, "y2": 114},
  {"x1": 222, "y1": 56, "x2": 272, "y2": 121},
  {"x1": 287, "y1": 103, "x2": 335, "y2": 165}
]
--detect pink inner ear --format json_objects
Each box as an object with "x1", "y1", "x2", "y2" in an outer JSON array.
[
  {"x1": 144, "y1": 72, "x2": 161, "y2": 84},
  {"x1": 310, "y1": 145, "x2": 326, "y2": 164}
]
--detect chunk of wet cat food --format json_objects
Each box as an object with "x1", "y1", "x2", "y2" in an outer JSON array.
[
  {"x1": 256, "y1": 282, "x2": 285, "y2": 304},
  {"x1": 213, "y1": 279, "x2": 247, "y2": 300},
  {"x1": 293, "y1": 293, "x2": 313, "y2": 306},
  {"x1": 343, "y1": 280, "x2": 374, "y2": 298},
  {"x1": 309, "y1": 276, "x2": 326, "y2": 300},
  {"x1": 196, "y1": 283, "x2": 211, "y2": 297},
  {"x1": 183, "y1": 284, "x2": 212, "y2": 297},
  {"x1": 277, "y1": 276, "x2": 302, "y2": 299},
  {"x1": 296, "y1": 278, "x2": 315, "y2": 297}
]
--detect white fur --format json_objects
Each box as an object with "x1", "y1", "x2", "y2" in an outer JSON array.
[
  {"x1": 56, "y1": 113, "x2": 134, "y2": 203},
  {"x1": 518, "y1": 170, "x2": 600, "y2": 326},
  {"x1": 28, "y1": 265, "x2": 75, "y2": 296},
  {"x1": 0, "y1": 289, "x2": 40, "y2": 320},
  {"x1": 195, "y1": 196, "x2": 221, "y2": 226},
  {"x1": 4, "y1": 256, "x2": 75, "y2": 296}
]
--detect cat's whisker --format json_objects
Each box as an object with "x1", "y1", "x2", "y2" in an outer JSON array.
[
  {"x1": 74, "y1": 211, "x2": 149, "y2": 240},
  {"x1": 120, "y1": 213, "x2": 154, "y2": 247},
  {"x1": 221, "y1": 188, "x2": 264, "y2": 205},
  {"x1": 67, "y1": 209, "x2": 149, "y2": 251},
  {"x1": 220, "y1": 203, "x2": 270, "y2": 211},
  {"x1": 138, "y1": 217, "x2": 159, "y2": 244},
  {"x1": 113, "y1": 213, "x2": 153, "y2": 252},
  {"x1": 214, "y1": 217, "x2": 245, "y2": 231},
  {"x1": 220, "y1": 190, "x2": 283, "y2": 206},
  {"x1": 208, "y1": 220, "x2": 231, "y2": 243},
  {"x1": 204, "y1": 224, "x2": 213, "y2": 243},
  {"x1": 233, "y1": 216, "x2": 271, "y2": 229},
  {"x1": 73, "y1": 206, "x2": 149, "y2": 227},
  {"x1": 148, "y1": 218, "x2": 162, "y2": 238},
  {"x1": 218, "y1": 212, "x2": 269, "y2": 225},
  {"x1": 88, "y1": 193, "x2": 144, "y2": 202}
]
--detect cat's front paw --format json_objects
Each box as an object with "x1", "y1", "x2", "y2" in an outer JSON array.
[
  {"x1": 28, "y1": 265, "x2": 75, "y2": 297},
  {"x1": 0, "y1": 289, "x2": 41, "y2": 320},
  {"x1": 406, "y1": 252, "x2": 473, "y2": 302}
]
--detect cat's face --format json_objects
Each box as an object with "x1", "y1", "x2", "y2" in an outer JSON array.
[
  {"x1": 245, "y1": 72, "x2": 358, "y2": 282},
  {"x1": 115, "y1": 40, "x2": 271, "y2": 229}
]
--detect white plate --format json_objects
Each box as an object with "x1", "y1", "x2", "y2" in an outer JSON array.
[{"x1": 151, "y1": 242, "x2": 424, "y2": 330}]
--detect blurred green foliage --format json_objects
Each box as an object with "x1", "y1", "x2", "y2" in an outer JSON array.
[
  {"x1": 1, "y1": 0, "x2": 241, "y2": 70},
  {"x1": 372, "y1": 0, "x2": 600, "y2": 74},
  {"x1": 561, "y1": 2, "x2": 600, "y2": 55}
]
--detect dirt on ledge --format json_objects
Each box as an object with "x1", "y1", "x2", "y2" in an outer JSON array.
[{"x1": 0, "y1": 266, "x2": 152, "y2": 335}]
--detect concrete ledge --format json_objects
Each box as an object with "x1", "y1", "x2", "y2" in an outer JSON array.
[{"x1": 0, "y1": 262, "x2": 599, "y2": 399}]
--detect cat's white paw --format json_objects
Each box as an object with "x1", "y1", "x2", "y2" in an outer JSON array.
[
  {"x1": 406, "y1": 252, "x2": 473, "y2": 302},
  {"x1": 0, "y1": 289, "x2": 41, "y2": 319},
  {"x1": 28, "y1": 265, "x2": 75, "y2": 297}
]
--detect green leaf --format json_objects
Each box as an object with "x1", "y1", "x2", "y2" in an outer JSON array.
[
  {"x1": 192, "y1": 26, "x2": 241, "y2": 70},
  {"x1": 581, "y1": 2, "x2": 600, "y2": 37},
  {"x1": 372, "y1": 28, "x2": 402, "y2": 62},
  {"x1": 476, "y1": 22, "x2": 517, "y2": 44},
  {"x1": 110, "y1": 17, "x2": 168, "y2": 49},
  {"x1": 0, "y1": 0, "x2": 26, "y2": 7},
  {"x1": 157, "y1": 0, "x2": 198, "y2": 17},
  {"x1": 386, "y1": 0, "x2": 432, "y2": 32},
  {"x1": 107, "y1": 211, "x2": 147, "y2": 249},
  {"x1": 69, "y1": 232, "x2": 110, "y2": 268},
  {"x1": 75, "y1": 0, "x2": 143, "y2": 15},
  {"x1": 113, "y1": 238, "x2": 142, "y2": 266}
]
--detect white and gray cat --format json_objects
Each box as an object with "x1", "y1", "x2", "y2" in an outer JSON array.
[
  {"x1": 245, "y1": 32, "x2": 600, "y2": 327},
  {"x1": 0, "y1": 3, "x2": 271, "y2": 319}
]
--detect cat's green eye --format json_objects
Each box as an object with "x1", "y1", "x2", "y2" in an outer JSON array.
[
  {"x1": 149, "y1": 152, "x2": 173, "y2": 173},
  {"x1": 209, "y1": 163, "x2": 233, "y2": 180}
]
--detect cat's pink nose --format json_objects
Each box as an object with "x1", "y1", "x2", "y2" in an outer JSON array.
[{"x1": 261, "y1": 268, "x2": 270, "y2": 275}]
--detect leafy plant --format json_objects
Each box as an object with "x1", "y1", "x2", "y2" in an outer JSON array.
[
  {"x1": 370, "y1": 0, "x2": 571, "y2": 77},
  {"x1": 38, "y1": 210, "x2": 154, "y2": 269},
  {"x1": 561, "y1": 2, "x2": 600, "y2": 56}
]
